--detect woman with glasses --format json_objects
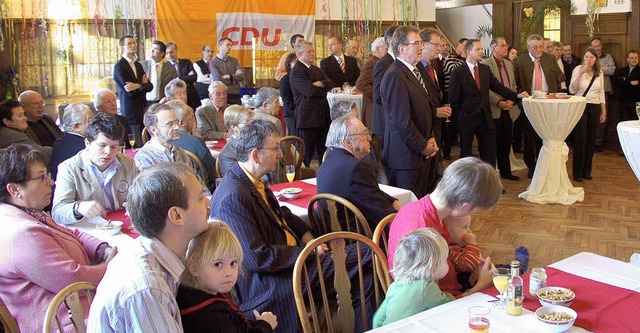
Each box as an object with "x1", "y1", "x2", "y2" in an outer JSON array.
[
  {"x1": 0, "y1": 144, "x2": 117, "y2": 333},
  {"x1": 0, "y1": 99, "x2": 53, "y2": 160}
]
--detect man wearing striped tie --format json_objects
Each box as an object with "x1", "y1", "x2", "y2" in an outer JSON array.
[{"x1": 320, "y1": 36, "x2": 360, "y2": 88}]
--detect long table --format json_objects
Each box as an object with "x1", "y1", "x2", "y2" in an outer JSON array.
[{"x1": 367, "y1": 252, "x2": 640, "y2": 333}]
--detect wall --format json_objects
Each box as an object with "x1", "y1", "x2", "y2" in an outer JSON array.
[
  {"x1": 436, "y1": 4, "x2": 493, "y2": 44},
  {"x1": 573, "y1": 0, "x2": 631, "y2": 15},
  {"x1": 316, "y1": 0, "x2": 435, "y2": 21}
]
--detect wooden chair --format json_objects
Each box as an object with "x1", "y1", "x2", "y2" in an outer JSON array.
[
  {"x1": 215, "y1": 157, "x2": 222, "y2": 179},
  {"x1": 292, "y1": 231, "x2": 390, "y2": 333},
  {"x1": 276, "y1": 135, "x2": 305, "y2": 183},
  {"x1": 307, "y1": 193, "x2": 372, "y2": 238},
  {"x1": 43, "y1": 281, "x2": 96, "y2": 333},
  {"x1": 372, "y1": 213, "x2": 397, "y2": 255},
  {"x1": 141, "y1": 127, "x2": 151, "y2": 144},
  {"x1": 0, "y1": 297, "x2": 19, "y2": 333},
  {"x1": 184, "y1": 150, "x2": 208, "y2": 186}
]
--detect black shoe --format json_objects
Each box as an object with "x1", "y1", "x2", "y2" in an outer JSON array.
[
  {"x1": 502, "y1": 174, "x2": 520, "y2": 181},
  {"x1": 584, "y1": 175, "x2": 593, "y2": 180},
  {"x1": 528, "y1": 170, "x2": 534, "y2": 178},
  {"x1": 574, "y1": 177, "x2": 584, "y2": 182}
]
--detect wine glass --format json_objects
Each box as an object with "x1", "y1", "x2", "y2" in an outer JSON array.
[
  {"x1": 443, "y1": 103, "x2": 452, "y2": 123},
  {"x1": 492, "y1": 267, "x2": 510, "y2": 308},
  {"x1": 286, "y1": 165, "x2": 296, "y2": 184},
  {"x1": 342, "y1": 82, "x2": 350, "y2": 93},
  {"x1": 636, "y1": 102, "x2": 640, "y2": 124},
  {"x1": 128, "y1": 133, "x2": 136, "y2": 150}
]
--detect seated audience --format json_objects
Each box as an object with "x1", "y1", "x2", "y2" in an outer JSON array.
[
  {"x1": 177, "y1": 221, "x2": 278, "y2": 333},
  {"x1": 163, "y1": 77, "x2": 189, "y2": 104},
  {"x1": 19, "y1": 90, "x2": 63, "y2": 147},
  {"x1": 387, "y1": 157, "x2": 500, "y2": 296},
  {"x1": 93, "y1": 88, "x2": 132, "y2": 148},
  {"x1": 196, "y1": 81, "x2": 231, "y2": 140},
  {"x1": 52, "y1": 113, "x2": 138, "y2": 225},
  {"x1": 0, "y1": 99, "x2": 52, "y2": 159},
  {"x1": 252, "y1": 87, "x2": 284, "y2": 135},
  {"x1": 51, "y1": 103, "x2": 93, "y2": 180},
  {"x1": 373, "y1": 228, "x2": 454, "y2": 327},
  {"x1": 88, "y1": 163, "x2": 209, "y2": 332},
  {"x1": 218, "y1": 105, "x2": 254, "y2": 177},
  {"x1": 0, "y1": 144, "x2": 115, "y2": 333}
]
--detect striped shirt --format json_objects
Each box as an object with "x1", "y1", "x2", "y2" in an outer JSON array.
[{"x1": 448, "y1": 243, "x2": 482, "y2": 273}]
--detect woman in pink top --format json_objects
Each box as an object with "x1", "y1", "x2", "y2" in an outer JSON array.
[
  {"x1": 387, "y1": 157, "x2": 502, "y2": 297},
  {"x1": 0, "y1": 144, "x2": 116, "y2": 333}
]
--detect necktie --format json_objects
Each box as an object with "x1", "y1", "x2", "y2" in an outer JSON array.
[
  {"x1": 172, "y1": 61, "x2": 179, "y2": 73},
  {"x1": 150, "y1": 63, "x2": 160, "y2": 100},
  {"x1": 413, "y1": 68, "x2": 427, "y2": 92},
  {"x1": 498, "y1": 60, "x2": 510, "y2": 88},
  {"x1": 426, "y1": 63, "x2": 436, "y2": 82},
  {"x1": 534, "y1": 58, "x2": 543, "y2": 91},
  {"x1": 474, "y1": 65, "x2": 481, "y2": 90},
  {"x1": 338, "y1": 57, "x2": 345, "y2": 73}
]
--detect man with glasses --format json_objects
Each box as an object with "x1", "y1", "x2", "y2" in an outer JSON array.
[
  {"x1": 380, "y1": 25, "x2": 438, "y2": 198},
  {"x1": 165, "y1": 41, "x2": 201, "y2": 110},
  {"x1": 18, "y1": 90, "x2": 63, "y2": 147},
  {"x1": 194, "y1": 45, "x2": 214, "y2": 100}
]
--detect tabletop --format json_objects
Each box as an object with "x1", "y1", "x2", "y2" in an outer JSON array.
[{"x1": 617, "y1": 120, "x2": 640, "y2": 182}]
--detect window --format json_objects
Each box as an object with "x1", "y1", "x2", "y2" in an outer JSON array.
[{"x1": 543, "y1": 8, "x2": 561, "y2": 42}]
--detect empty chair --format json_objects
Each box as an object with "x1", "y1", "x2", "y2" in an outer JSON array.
[{"x1": 0, "y1": 297, "x2": 19, "y2": 333}]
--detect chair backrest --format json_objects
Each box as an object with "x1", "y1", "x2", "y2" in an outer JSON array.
[
  {"x1": 275, "y1": 135, "x2": 305, "y2": 183},
  {"x1": 292, "y1": 231, "x2": 390, "y2": 333},
  {"x1": 141, "y1": 127, "x2": 151, "y2": 144},
  {"x1": 43, "y1": 281, "x2": 96, "y2": 333},
  {"x1": 0, "y1": 297, "x2": 19, "y2": 333},
  {"x1": 184, "y1": 150, "x2": 208, "y2": 185},
  {"x1": 308, "y1": 193, "x2": 372, "y2": 238},
  {"x1": 372, "y1": 213, "x2": 397, "y2": 256},
  {"x1": 215, "y1": 157, "x2": 222, "y2": 179}
]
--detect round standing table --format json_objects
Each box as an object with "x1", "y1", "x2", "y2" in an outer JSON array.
[{"x1": 617, "y1": 120, "x2": 640, "y2": 182}]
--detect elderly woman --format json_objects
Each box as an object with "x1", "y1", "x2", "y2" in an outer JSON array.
[
  {"x1": 51, "y1": 102, "x2": 93, "y2": 180},
  {"x1": 218, "y1": 105, "x2": 254, "y2": 177},
  {"x1": 164, "y1": 78, "x2": 189, "y2": 104},
  {"x1": 0, "y1": 99, "x2": 52, "y2": 159},
  {"x1": 0, "y1": 144, "x2": 116, "y2": 333}
]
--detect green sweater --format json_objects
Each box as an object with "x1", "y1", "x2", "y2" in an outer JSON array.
[{"x1": 373, "y1": 279, "x2": 455, "y2": 328}]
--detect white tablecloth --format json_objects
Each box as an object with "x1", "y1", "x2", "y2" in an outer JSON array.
[
  {"x1": 617, "y1": 120, "x2": 640, "y2": 182},
  {"x1": 367, "y1": 252, "x2": 640, "y2": 333},
  {"x1": 518, "y1": 96, "x2": 586, "y2": 205},
  {"x1": 327, "y1": 93, "x2": 364, "y2": 119}
]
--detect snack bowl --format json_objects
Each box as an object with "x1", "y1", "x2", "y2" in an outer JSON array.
[
  {"x1": 280, "y1": 187, "x2": 302, "y2": 199},
  {"x1": 205, "y1": 140, "x2": 219, "y2": 149},
  {"x1": 555, "y1": 93, "x2": 568, "y2": 98},
  {"x1": 533, "y1": 90, "x2": 548, "y2": 99},
  {"x1": 96, "y1": 220, "x2": 123, "y2": 236},
  {"x1": 537, "y1": 287, "x2": 575, "y2": 307},
  {"x1": 535, "y1": 305, "x2": 577, "y2": 333}
]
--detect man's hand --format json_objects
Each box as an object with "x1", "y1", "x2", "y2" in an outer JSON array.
[
  {"x1": 124, "y1": 82, "x2": 141, "y2": 92},
  {"x1": 517, "y1": 91, "x2": 529, "y2": 99},
  {"x1": 436, "y1": 106, "x2": 452, "y2": 118},
  {"x1": 631, "y1": 80, "x2": 639, "y2": 86},
  {"x1": 312, "y1": 81, "x2": 323, "y2": 87},
  {"x1": 421, "y1": 138, "x2": 439, "y2": 158},
  {"x1": 77, "y1": 200, "x2": 106, "y2": 219},
  {"x1": 142, "y1": 74, "x2": 149, "y2": 84}
]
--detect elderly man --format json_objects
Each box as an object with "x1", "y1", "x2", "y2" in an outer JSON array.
[
  {"x1": 274, "y1": 34, "x2": 304, "y2": 81},
  {"x1": 88, "y1": 163, "x2": 209, "y2": 332},
  {"x1": 290, "y1": 41, "x2": 333, "y2": 167},
  {"x1": 381, "y1": 25, "x2": 439, "y2": 198},
  {"x1": 196, "y1": 81, "x2": 230, "y2": 140},
  {"x1": 551, "y1": 41, "x2": 568, "y2": 91},
  {"x1": 561, "y1": 43, "x2": 581, "y2": 91},
  {"x1": 543, "y1": 38, "x2": 554, "y2": 54},
  {"x1": 18, "y1": 90, "x2": 63, "y2": 147},
  {"x1": 93, "y1": 88, "x2": 132, "y2": 148},
  {"x1": 194, "y1": 44, "x2": 214, "y2": 100},
  {"x1": 0, "y1": 100, "x2": 52, "y2": 158},
  {"x1": 372, "y1": 25, "x2": 399, "y2": 147},
  {"x1": 210, "y1": 119, "x2": 372, "y2": 333},
  {"x1": 142, "y1": 40, "x2": 177, "y2": 105},
  {"x1": 165, "y1": 41, "x2": 201, "y2": 110},
  {"x1": 50, "y1": 103, "x2": 93, "y2": 180},
  {"x1": 167, "y1": 100, "x2": 217, "y2": 192},
  {"x1": 317, "y1": 113, "x2": 398, "y2": 231},
  {"x1": 211, "y1": 37, "x2": 245, "y2": 105},
  {"x1": 163, "y1": 78, "x2": 188, "y2": 104},
  {"x1": 355, "y1": 36, "x2": 387, "y2": 129},
  {"x1": 345, "y1": 39, "x2": 364, "y2": 68},
  {"x1": 320, "y1": 36, "x2": 360, "y2": 88},
  {"x1": 52, "y1": 113, "x2": 137, "y2": 225},
  {"x1": 591, "y1": 37, "x2": 616, "y2": 149},
  {"x1": 252, "y1": 87, "x2": 283, "y2": 135}
]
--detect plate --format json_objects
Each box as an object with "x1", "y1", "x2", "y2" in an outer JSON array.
[
  {"x1": 280, "y1": 187, "x2": 302, "y2": 199},
  {"x1": 205, "y1": 141, "x2": 219, "y2": 148}
]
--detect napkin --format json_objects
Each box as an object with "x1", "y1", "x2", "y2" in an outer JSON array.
[
  {"x1": 105, "y1": 209, "x2": 139, "y2": 239},
  {"x1": 269, "y1": 181, "x2": 317, "y2": 209}
]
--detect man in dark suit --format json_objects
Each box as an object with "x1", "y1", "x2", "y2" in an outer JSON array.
[
  {"x1": 381, "y1": 25, "x2": 439, "y2": 199},
  {"x1": 561, "y1": 43, "x2": 581, "y2": 91},
  {"x1": 113, "y1": 35, "x2": 152, "y2": 148},
  {"x1": 512, "y1": 34, "x2": 564, "y2": 177},
  {"x1": 210, "y1": 120, "x2": 372, "y2": 333},
  {"x1": 372, "y1": 25, "x2": 399, "y2": 147},
  {"x1": 141, "y1": 40, "x2": 177, "y2": 105},
  {"x1": 615, "y1": 50, "x2": 640, "y2": 121},
  {"x1": 317, "y1": 113, "x2": 399, "y2": 231},
  {"x1": 18, "y1": 90, "x2": 63, "y2": 147},
  {"x1": 320, "y1": 37, "x2": 360, "y2": 88},
  {"x1": 165, "y1": 41, "x2": 201, "y2": 110},
  {"x1": 51, "y1": 103, "x2": 93, "y2": 180},
  {"x1": 290, "y1": 41, "x2": 333, "y2": 167},
  {"x1": 449, "y1": 39, "x2": 526, "y2": 168}
]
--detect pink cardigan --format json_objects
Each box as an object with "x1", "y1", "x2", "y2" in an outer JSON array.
[{"x1": 0, "y1": 203, "x2": 107, "y2": 333}]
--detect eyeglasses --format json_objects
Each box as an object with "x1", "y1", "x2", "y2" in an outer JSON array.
[
  {"x1": 424, "y1": 41, "x2": 439, "y2": 46},
  {"x1": 529, "y1": 45, "x2": 543, "y2": 50},
  {"x1": 157, "y1": 120, "x2": 180, "y2": 128},
  {"x1": 259, "y1": 145, "x2": 281, "y2": 152},
  {"x1": 404, "y1": 40, "x2": 424, "y2": 47},
  {"x1": 23, "y1": 173, "x2": 50, "y2": 183},
  {"x1": 348, "y1": 129, "x2": 371, "y2": 137}
]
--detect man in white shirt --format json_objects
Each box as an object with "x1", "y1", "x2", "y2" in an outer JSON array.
[
  {"x1": 141, "y1": 40, "x2": 177, "y2": 104},
  {"x1": 194, "y1": 44, "x2": 214, "y2": 100}
]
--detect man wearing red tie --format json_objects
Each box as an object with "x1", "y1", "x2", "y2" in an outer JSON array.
[{"x1": 320, "y1": 37, "x2": 360, "y2": 88}]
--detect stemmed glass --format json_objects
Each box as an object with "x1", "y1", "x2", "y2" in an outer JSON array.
[
  {"x1": 128, "y1": 133, "x2": 136, "y2": 151},
  {"x1": 443, "y1": 103, "x2": 452, "y2": 123},
  {"x1": 636, "y1": 102, "x2": 640, "y2": 124},
  {"x1": 492, "y1": 267, "x2": 510, "y2": 308},
  {"x1": 286, "y1": 165, "x2": 296, "y2": 184}
]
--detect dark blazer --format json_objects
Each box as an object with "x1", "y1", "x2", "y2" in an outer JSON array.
[
  {"x1": 320, "y1": 54, "x2": 360, "y2": 88},
  {"x1": 512, "y1": 52, "x2": 564, "y2": 94},
  {"x1": 380, "y1": 59, "x2": 434, "y2": 170},
  {"x1": 27, "y1": 114, "x2": 63, "y2": 147},
  {"x1": 561, "y1": 55, "x2": 581, "y2": 91},
  {"x1": 113, "y1": 57, "x2": 153, "y2": 125},
  {"x1": 141, "y1": 60, "x2": 178, "y2": 101},
  {"x1": 355, "y1": 55, "x2": 379, "y2": 129},
  {"x1": 170, "y1": 58, "x2": 201, "y2": 110},
  {"x1": 372, "y1": 53, "x2": 394, "y2": 138},
  {"x1": 51, "y1": 133, "x2": 85, "y2": 180},
  {"x1": 417, "y1": 61, "x2": 442, "y2": 141},
  {"x1": 614, "y1": 65, "x2": 640, "y2": 104},
  {"x1": 289, "y1": 61, "x2": 332, "y2": 130},
  {"x1": 279, "y1": 73, "x2": 295, "y2": 118}
]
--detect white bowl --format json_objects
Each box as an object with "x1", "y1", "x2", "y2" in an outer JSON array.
[
  {"x1": 280, "y1": 187, "x2": 302, "y2": 199},
  {"x1": 537, "y1": 287, "x2": 575, "y2": 307},
  {"x1": 205, "y1": 140, "x2": 219, "y2": 149},
  {"x1": 96, "y1": 220, "x2": 123, "y2": 236},
  {"x1": 535, "y1": 305, "x2": 577, "y2": 333}
]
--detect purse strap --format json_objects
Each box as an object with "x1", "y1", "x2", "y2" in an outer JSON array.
[{"x1": 582, "y1": 74, "x2": 597, "y2": 97}]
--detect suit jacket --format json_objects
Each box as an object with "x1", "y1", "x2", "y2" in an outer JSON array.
[
  {"x1": 614, "y1": 65, "x2": 640, "y2": 103},
  {"x1": 169, "y1": 58, "x2": 201, "y2": 109},
  {"x1": 289, "y1": 61, "x2": 333, "y2": 129},
  {"x1": 51, "y1": 132, "x2": 86, "y2": 180},
  {"x1": 562, "y1": 55, "x2": 581, "y2": 92},
  {"x1": 482, "y1": 57, "x2": 521, "y2": 120},
  {"x1": 380, "y1": 59, "x2": 434, "y2": 169},
  {"x1": 320, "y1": 54, "x2": 360, "y2": 88},
  {"x1": 0, "y1": 127, "x2": 52, "y2": 159},
  {"x1": 195, "y1": 104, "x2": 226, "y2": 140},
  {"x1": 417, "y1": 61, "x2": 443, "y2": 141},
  {"x1": 141, "y1": 60, "x2": 178, "y2": 101},
  {"x1": 27, "y1": 114, "x2": 63, "y2": 147},
  {"x1": 449, "y1": 62, "x2": 519, "y2": 129},
  {"x1": 52, "y1": 149, "x2": 138, "y2": 225},
  {"x1": 512, "y1": 52, "x2": 564, "y2": 94},
  {"x1": 355, "y1": 55, "x2": 379, "y2": 129},
  {"x1": 372, "y1": 53, "x2": 394, "y2": 138},
  {"x1": 114, "y1": 57, "x2": 153, "y2": 125},
  {"x1": 279, "y1": 73, "x2": 295, "y2": 118},
  {"x1": 317, "y1": 147, "x2": 396, "y2": 231}
]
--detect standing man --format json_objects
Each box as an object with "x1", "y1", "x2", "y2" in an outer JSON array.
[
  {"x1": 482, "y1": 37, "x2": 524, "y2": 180},
  {"x1": 113, "y1": 36, "x2": 152, "y2": 148},
  {"x1": 381, "y1": 25, "x2": 439, "y2": 198},
  {"x1": 165, "y1": 42, "x2": 201, "y2": 110},
  {"x1": 372, "y1": 25, "x2": 400, "y2": 148},
  {"x1": 552, "y1": 41, "x2": 568, "y2": 91},
  {"x1": 290, "y1": 41, "x2": 333, "y2": 167},
  {"x1": 211, "y1": 37, "x2": 245, "y2": 105},
  {"x1": 345, "y1": 39, "x2": 364, "y2": 68},
  {"x1": 274, "y1": 34, "x2": 304, "y2": 81},
  {"x1": 320, "y1": 36, "x2": 360, "y2": 88},
  {"x1": 88, "y1": 163, "x2": 210, "y2": 332},
  {"x1": 142, "y1": 40, "x2": 177, "y2": 105},
  {"x1": 18, "y1": 90, "x2": 63, "y2": 147},
  {"x1": 355, "y1": 37, "x2": 387, "y2": 129},
  {"x1": 591, "y1": 37, "x2": 616, "y2": 149},
  {"x1": 194, "y1": 45, "x2": 214, "y2": 100},
  {"x1": 614, "y1": 50, "x2": 640, "y2": 154},
  {"x1": 512, "y1": 34, "x2": 564, "y2": 178},
  {"x1": 543, "y1": 38, "x2": 554, "y2": 54},
  {"x1": 561, "y1": 43, "x2": 581, "y2": 91}
]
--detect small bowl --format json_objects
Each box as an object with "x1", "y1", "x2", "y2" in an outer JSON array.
[
  {"x1": 96, "y1": 220, "x2": 123, "y2": 236},
  {"x1": 533, "y1": 90, "x2": 548, "y2": 99},
  {"x1": 535, "y1": 305, "x2": 577, "y2": 333},
  {"x1": 205, "y1": 140, "x2": 219, "y2": 149},
  {"x1": 555, "y1": 93, "x2": 568, "y2": 97},
  {"x1": 280, "y1": 187, "x2": 302, "y2": 199},
  {"x1": 537, "y1": 287, "x2": 575, "y2": 307}
]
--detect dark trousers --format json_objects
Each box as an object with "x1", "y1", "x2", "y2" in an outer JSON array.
[
  {"x1": 458, "y1": 113, "x2": 497, "y2": 167},
  {"x1": 571, "y1": 103, "x2": 600, "y2": 179},
  {"x1": 495, "y1": 110, "x2": 514, "y2": 177},
  {"x1": 387, "y1": 160, "x2": 430, "y2": 198},
  {"x1": 284, "y1": 116, "x2": 297, "y2": 136},
  {"x1": 523, "y1": 115, "x2": 542, "y2": 171},
  {"x1": 195, "y1": 82, "x2": 210, "y2": 100},
  {"x1": 299, "y1": 127, "x2": 328, "y2": 167},
  {"x1": 441, "y1": 119, "x2": 458, "y2": 158},
  {"x1": 619, "y1": 102, "x2": 639, "y2": 122},
  {"x1": 595, "y1": 93, "x2": 611, "y2": 148},
  {"x1": 512, "y1": 112, "x2": 525, "y2": 152}
]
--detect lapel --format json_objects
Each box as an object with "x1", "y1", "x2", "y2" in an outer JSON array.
[
  {"x1": 397, "y1": 61, "x2": 430, "y2": 101},
  {"x1": 463, "y1": 64, "x2": 481, "y2": 93},
  {"x1": 79, "y1": 153, "x2": 108, "y2": 206},
  {"x1": 237, "y1": 167, "x2": 286, "y2": 230}
]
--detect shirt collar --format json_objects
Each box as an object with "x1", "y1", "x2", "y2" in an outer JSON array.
[
  {"x1": 140, "y1": 237, "x2": 185, "y2": 282},
  {"x1": 466, "y1": 60, "x2": 478, "y2": 72},
  {"x1": 397, "y1": 57, "x2": 415, "y2": 71}
]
